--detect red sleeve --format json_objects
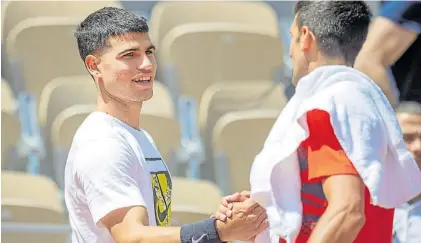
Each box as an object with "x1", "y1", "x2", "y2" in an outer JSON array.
[{"x1": 304, "y1": 109, "x2": 359, "y2": 182}]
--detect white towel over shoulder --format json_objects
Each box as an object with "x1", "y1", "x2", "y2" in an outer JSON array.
[{"x1": 249, "y1": 65, "x2": 421, "y2": 243}]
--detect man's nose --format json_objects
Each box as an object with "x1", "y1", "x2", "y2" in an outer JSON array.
[{"x1": 138, "y1": 53, "x2": 153, "y2": 71}]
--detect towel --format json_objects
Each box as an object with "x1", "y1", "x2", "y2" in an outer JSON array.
[{"x1": 249, "y1": 65, "x2": 421, "y2": 243}]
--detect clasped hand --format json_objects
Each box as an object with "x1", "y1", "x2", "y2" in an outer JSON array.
[{"x1": 212, "y1": 191, "x2": 268, "y2": 242}]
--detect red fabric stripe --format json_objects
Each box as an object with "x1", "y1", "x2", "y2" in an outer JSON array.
[
  {"x1": 301, "y1": 192, "x2": 327, "y2": 207},
  {"x1": 300, "y1": 169, "x2": 309, "y2": 183}
]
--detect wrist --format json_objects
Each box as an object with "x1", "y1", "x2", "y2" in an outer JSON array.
[
  {"x1": 215, "y1": 219, "x2": 228, "y2": 242},
  {"x1": 180, "y1": 218, "x2": 224, "y2": 243}
]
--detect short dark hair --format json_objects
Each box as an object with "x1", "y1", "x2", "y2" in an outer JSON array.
[
  {"x1": 294, "y1": 1, "x2": 372, "y2": 66},
  {"x1": 74, "y1": 7, "x2": 149, "y2": 61},
  {"x1": 396, "y1": 101, "x2": 421, "y2": 116}
]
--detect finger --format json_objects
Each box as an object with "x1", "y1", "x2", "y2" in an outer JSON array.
[
  {"x1": 251, "y1": 205, "x2": 266, "y2": 216},
  {"x1": 226, "y1": 192, "x2": 242, "y2": 203},
  {"x1": 243, "y1": 198, "x2": 260, "y2": 212},
  {"x1": 214, "y1": 211, "x2": 227, "y2": 222},
  {"x1": 218, "y1": 204, "x2": 229, "y2": 215},
  {"x1": 241, "y1": 190, "x2": 251, "y2": 198},
  {"x1": 254, "y1": 207, "x2": 267, "y2": 224},
  {"x1": 220, "y1": 197, "x2": 229, "y2": 207}
]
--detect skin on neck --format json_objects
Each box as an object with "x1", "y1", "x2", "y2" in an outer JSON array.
[
  {"x1": 307, "y1": 49, "x2": 347, "y2": 74},
  {"x1": 96, "y1": 80, "x2": 143, "y2": 131}
]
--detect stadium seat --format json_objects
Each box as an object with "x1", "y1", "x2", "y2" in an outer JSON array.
[
  {"x1": 212, "y1": 109, "x2": 279, "y2": 194},
  {"x1": 5, "y1": 16, "x2": 90, "y2": 104},
  {"x1": 2, "y1": 0, "x2": 122, "y2": 42},
  {"x1": 1, "y1": 170, "x2": 68, "y2": 243},
  {"x1": 149, "y1": 1, "x2": 279, "y2": 47},
  {"x1": 1, "y1": 79, "x2": 20, "y2": 169},
  {"x1": 159, "y1": 23, "x2": 284, "y2": 103},
  {"x1": 171, "y1": 177, "x2": 223, "y2": 226},
  {"x1": 1, "y1": 0, "x2": 122, "y2": 82},
  {"x1": 199, "y1": 81, "x2": 287, "y2": 137},
  {"x1": 38, "y1": 75, "x2": 97, "y2": 131}
]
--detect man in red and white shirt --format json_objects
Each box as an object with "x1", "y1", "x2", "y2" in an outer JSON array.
[{"x1": 214, "y1": 2, "x2": 399, "y2": 243}]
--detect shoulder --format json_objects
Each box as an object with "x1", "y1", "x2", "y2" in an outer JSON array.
[
  {"x1": 72, "y1": 112, "x2": 129, "y2": 146},
  {"x1": 69, "y1": 136, "x2": 137, "y2": 180}
]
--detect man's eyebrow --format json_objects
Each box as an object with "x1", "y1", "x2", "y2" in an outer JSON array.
[
  {"x1": 118, "y1": 44, "x2": 156, "y2": 55},
  {"x1": 147, "y1": 44, "x2": 156, "y2": 51},
  {"x1": 118, "y1": 47, "x2": 140, "y2": 55}
]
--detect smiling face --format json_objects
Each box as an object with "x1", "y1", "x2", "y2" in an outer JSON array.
[{"x1": 85, "y1": 32, "x2": 157, "y2": 104}]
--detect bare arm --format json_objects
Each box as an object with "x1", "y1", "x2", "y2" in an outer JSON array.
[
  {"x1": 101, "y1": 199, "x2": 268, "y2": 243},
  {"x1": 307, "y1": 174, "x2": 366, "y2": 243},
  {"x1": 354, "y1": 17, "x2": 418, "y2": 106},
  {"x1": 101, "y1": 206, "x2": 182, "y2": 243}
]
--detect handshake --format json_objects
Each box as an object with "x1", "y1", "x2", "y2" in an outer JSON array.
[{"x1": 210, "y1": 191, "x2": 268, "y2": 242}]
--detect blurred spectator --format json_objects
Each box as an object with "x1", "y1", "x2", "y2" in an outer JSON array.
[
  {"x1": 393, "y1": 101, "x2": 421, "y2": 243},
  {"x1": 354, "y1": 1, "x2": 421, "y2": 107}
]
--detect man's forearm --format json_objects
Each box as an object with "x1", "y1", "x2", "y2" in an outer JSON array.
[
  {"x1": 126, "y1": 226, "x2": 182, "y2": 243},
  {"x1": 122, "y1": 218, "x2": 224, "y2": 243},
  {"x1": 306, "y1": 206, "x2": 366, "y2": 243}
]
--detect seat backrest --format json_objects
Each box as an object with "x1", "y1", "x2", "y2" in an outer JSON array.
[
  {"x1": 199, "y1": 81, "x2": 287, "y2": 136},
  {"x1": 6, "y1": 17, "x2": 91, "y2": 101},
  {"x1": 2, "y1": 0, "x2": 122, "y2": 42},
  {"x1": 1, "y1": 171, "x2": 68, "y2": 243},
  {"x1": 212, "y1": 109, "x2": 279, "y2": 193},
  {"x1": 38, "y1": 75, "x2": 97, "y2": 129},
  {"x1": 149, "y1": 1, "x2": 279, "y2": 46},
  {"x1": 1, "y1": 171, "x2": 65, "y2": 221},
  {"x1": 159, "y1": 23, "x2": 284, "y2": 102},
  {"x1": 171, "y1": 176, "x2": 222, "y2": 225}
]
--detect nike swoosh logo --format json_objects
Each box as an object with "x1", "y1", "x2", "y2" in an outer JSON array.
[
  {"x1": 157, "y1": 202, "x2": 171, "y2": 223},
  {"x1": 192, "y1": 233, "x2": 207, "y2": 243}
]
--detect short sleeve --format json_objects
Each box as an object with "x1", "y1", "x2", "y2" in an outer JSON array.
[
  {"x1": 304, "y1": 109, "x2": 359, "y2": 182},
  {"x1": 75, "y1": 138, "x2": 147, "y2": 226}
]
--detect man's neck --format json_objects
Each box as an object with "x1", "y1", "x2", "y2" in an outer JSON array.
[
  {"x1": 97, "y1": 93, "x2": 142, "y2": 131},
  {"x1": 307, "y1": 55, "x2": 347, "y2": 74}
]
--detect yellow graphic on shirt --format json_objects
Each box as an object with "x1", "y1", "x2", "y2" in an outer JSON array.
[{"x1": 151, "y1": 171, "x2": 172, "y2": 226}]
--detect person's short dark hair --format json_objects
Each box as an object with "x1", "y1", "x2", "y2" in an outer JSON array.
[
  {"x1": 294, "y1": 1, "x2": 372, "y2": 66},
  {"x1": 395, "y1": 101, "x2": 421, "y2": 116},
  {"x1": 74, "y1": 7, "x2": 149, "y2": 61}
]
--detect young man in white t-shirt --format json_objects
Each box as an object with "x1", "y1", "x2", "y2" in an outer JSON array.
[{"x1": 64, "y1": 6, "x2": 268, "y2": 243}]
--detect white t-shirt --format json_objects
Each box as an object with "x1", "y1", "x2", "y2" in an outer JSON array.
[{"x1": 64, "y1": 111, "x2": 172, "y2": 243}]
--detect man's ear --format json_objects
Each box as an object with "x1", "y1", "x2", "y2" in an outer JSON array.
[
  {"x1": 85, "y1": 54, "x2": 102, "y2": 79},
  {"x1": 300, "y1": 26, "x2": 315, "y2": 52}
]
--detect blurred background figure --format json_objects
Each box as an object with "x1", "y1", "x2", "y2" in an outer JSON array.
[
  {"x1": 393, "y1": 101, "x2": 421, "y2": 243},
  {"x1": 355, "y1": 1, "x2": 421, "y2": 108}
]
